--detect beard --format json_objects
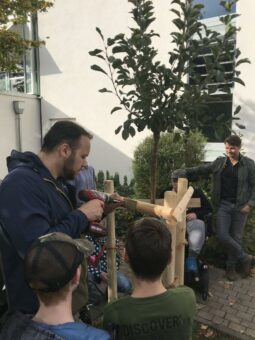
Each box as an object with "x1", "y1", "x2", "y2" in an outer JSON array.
[{"x1": 62, "y1": 153, "x2": 76, "y2": 180}]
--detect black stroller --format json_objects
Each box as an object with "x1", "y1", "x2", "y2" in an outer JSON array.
[{"x1": 184, "y1": 213, "x2": 213, "y2": 301}]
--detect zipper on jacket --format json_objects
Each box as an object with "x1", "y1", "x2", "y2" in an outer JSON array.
[{"x1": 43, "y1": 178, "x2": 74, "y2": 210}]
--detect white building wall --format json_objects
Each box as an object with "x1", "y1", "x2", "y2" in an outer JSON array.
[
  {"x1": 233, "y1": 1, "x2": 255, "y2": 159},
  {"x1": 37, "y1": 0, "x2": 170, "y2": 180},
  {"x1": 37, "y1": 0, "x2": 255, "y2": 180},
  {"x1": 0, "y1": 93, "x2": 41, "y2": 179}
]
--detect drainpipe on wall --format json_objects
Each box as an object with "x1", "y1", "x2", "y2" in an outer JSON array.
[
  {"x1": 39, "y1": 96, "x2": 43, "y2": 146},
  {"x1": 13, "y1": 101, "x2": 25, "y2": 152}
]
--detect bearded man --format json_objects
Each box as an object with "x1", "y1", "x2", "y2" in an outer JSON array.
[{"x1": 0, "y1": 121, "x2": 104, "y2": 314}]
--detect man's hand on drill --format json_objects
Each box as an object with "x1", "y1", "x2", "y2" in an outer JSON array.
[
  {"x1": 78, "y1": 199, "x2": 104, "y2": 221},
  {"x1": 110, "y1": 192, "x2": 124, "y2": 202},
  {"x1": 104, "y1": 192, "x2": 124, "y2": 215}
]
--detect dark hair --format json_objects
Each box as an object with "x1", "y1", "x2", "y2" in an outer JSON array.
[
  {"x1": 126, "y1": 217, "x2": 172, "y2": 281},
  {"x1": 224, "y1": 135, "x2": 241, "y2": 147},
  {"x1": 41, "y1": 121, "x2": 93, "y2": 152}
]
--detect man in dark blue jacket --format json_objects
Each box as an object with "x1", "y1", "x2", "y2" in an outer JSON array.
[{"x1": 0, "y1": 121, "x2": 104, "y2": 314}]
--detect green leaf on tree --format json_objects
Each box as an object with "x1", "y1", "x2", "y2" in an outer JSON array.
[
  {"x1": 233, "y1": 105, "x2": 241, "y2": 115},
  {"x1": 91, "y1": 64, "x2": 108, "y2": 75},
  {"x1": 233, "y1": 77, "x2": 245, "y2": 86},
  {"x1": 129, "y1": 126, "x2": 136, "y2": 137},
  {"x1": 115, "y1": 126, "x2": 122, "y2": 134},
  {"x1": 122, "y1": 128, "x2": 130, "y2": 140},
  {"x1": 96, "y1": 27, "x2": 104, "y2": 40},
  {"x1": 88, "y1": 49, "x2": 103, "y2": 56},
  {"x1": 111, "y1": 107, "x2": 122, "y2": 114},
  {"x1": 235, "y1": 123, "x2": 245, "y2": 129},
  {"x1": 236, "y1": 58, "x2": 251, "y2": 67},
  {"x1": 99, "y1": 88, "x2": 112, "y2": 93}
]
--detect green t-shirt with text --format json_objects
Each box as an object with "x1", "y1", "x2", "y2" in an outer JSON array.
[{"x1": 103, "y1": 286, "x2": 196, "y2": 340}]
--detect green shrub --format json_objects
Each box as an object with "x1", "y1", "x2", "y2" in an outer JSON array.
[
  {"x1": 96, "y1": 170, "x2": 135, "y2": 197},
  {"x1": 133, "y1": 131, "x2": 207, "y2": 198},
  {"x1": 115, "y1": 208, "x2": 143, "y2": 238},
  {"x1": 95, "y1": 170, "x2": 137, "y2": 237},
  {"x1": 242, "y1": 211, "x2": 255, "y2": 255}
]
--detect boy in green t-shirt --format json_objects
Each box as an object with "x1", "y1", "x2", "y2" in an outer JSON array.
[{"x1": 103, "y1": 217, "x2": 196, "y2": 340}]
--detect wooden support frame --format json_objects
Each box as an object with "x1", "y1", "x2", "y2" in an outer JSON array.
[
  {"x1": 104, "y1": 180, "x2": 118, "y2": 302},
  {"x1": 162, "y1": 191, "x2": 177, "y2": 286},
  {"x1": 104, "y1": 178, "x2": 196, "y2": 298},
  {"x1": 175, "y1": 178, "x2": 188, "y2": 286}
]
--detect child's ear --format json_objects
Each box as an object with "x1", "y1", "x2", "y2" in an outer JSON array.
[{"x1": 71, "y1": 265, "x2": 81, "y2": 286}]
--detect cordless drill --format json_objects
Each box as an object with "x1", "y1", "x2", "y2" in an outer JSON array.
[
  {"x1": 78, "y1": 189, "x2": 120, "y2": 204},
  {"x1": 78, "y1": 189, "x2": 123, "y2": 235}
]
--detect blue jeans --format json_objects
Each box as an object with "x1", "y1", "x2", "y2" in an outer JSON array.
[
  {"x1": 187, "y1": 219, "x2": 205, "y2": 256},
  {"x1": 117, "y1": 272, "x2": 132, "y2": 293},
  {"x1": 216, "y1": 200, "x2": 248, "y2": 267}
]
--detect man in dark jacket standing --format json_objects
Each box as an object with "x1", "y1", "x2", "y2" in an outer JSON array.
[
  {"x1": 176, "y1": 135, "x2": 255, "y2": 281},
  {"x1": 0, "y1": 121, "x2": 104, "y2": 314}
]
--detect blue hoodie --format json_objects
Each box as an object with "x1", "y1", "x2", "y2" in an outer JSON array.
[
  {"x1": 1, "y1": 311, "x2": 110, "y2": 340},
  {"x1": 0, "y1": 150, "x2": 89, "y2": 313}
]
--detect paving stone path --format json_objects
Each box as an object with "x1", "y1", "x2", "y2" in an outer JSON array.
[{"x1": 195, "y1": 265, "x2": 255, "y2": 339}]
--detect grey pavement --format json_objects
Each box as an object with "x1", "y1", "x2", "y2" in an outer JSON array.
[{"x1": 196, "y1": 265, "x2": 255, "y2": 339}]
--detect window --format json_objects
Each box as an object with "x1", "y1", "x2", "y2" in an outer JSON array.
[
  {"x1": 193, "y1": 0, "x2": 236, "y2": 19},
  {"x1": 190, "y1": 37, "x2": 235, "y2": 91},
  {"x1": 0, "y1": 15, "x2": 40, "y2": 95},
  {"x1": 190, "y1": 1, "x2": 237, "y2": 142}
]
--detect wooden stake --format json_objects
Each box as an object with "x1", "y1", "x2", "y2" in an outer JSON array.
[
  {"x1": 139, "y1": 198, "x2": 201, "y2": 208},
  {"x1": 104, "y1": 180, "x2": 117, "y2": 302},
  {"x1": 172, "y1": 187, "x2": 194, "y2": 221},
  {"x1": 163, "y1": 191, "x2": 177, "y2": 287},
  {"x1": 124, "y1": 198, "x2": 175, "y2": 221},
  {"x1": 175, "y1": 178, "x2": 188, "y2": 286}
]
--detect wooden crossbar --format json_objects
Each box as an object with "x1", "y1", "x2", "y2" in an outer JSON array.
[{"x1": 139, "y1": 197, "x2": 201, "y2": 208}]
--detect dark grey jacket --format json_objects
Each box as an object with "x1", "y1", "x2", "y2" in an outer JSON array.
[{"x1": 185, "y1": 155, "x2": 255, "y2": 208}]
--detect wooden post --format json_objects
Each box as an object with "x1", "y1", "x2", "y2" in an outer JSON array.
[
  {"x1": 175, "y1": 178, "x2": 188, "y2": 286},
  {"x1": 172, "y1": 187, "x2": 194, "y2": 221},
  {"x1": 124, "y1": 198, "x2": 175, "y2": 220},
  {"x1": 104, "y1": 180, "x2": 118, "y2": 302},
  {"x1": 163, "y1": 191, "x2": 177, "y2": 287}
]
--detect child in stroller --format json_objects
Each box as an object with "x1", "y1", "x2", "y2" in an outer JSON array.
[{"x1": 171, "y1": 170, "x2": 213, "y2": 300}]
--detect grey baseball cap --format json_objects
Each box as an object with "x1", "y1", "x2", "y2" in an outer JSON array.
[
  {"x1": 24, "y1": 232, "x2": 94, "y2": 292},
  {"x1": 171, "y1": 169, "x2": 187, "y2": 180}
]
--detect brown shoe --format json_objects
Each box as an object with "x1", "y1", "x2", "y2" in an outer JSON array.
[
  {"x1": 226, "y1": 266, "x2": 237, "y2": 281},
  {"x1": 241, "y1": 255, "x2": 252, "y2": 278}
]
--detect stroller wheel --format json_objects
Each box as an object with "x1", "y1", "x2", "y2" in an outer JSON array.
[
  {"x1": 200, "y1": 266, "x2": 209, "y2": 301},
  {"x1": 202, "y1": 291, "x2": 208, "y2": 301}
]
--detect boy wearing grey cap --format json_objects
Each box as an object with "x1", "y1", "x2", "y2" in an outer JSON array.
[{"x1": 1, "y1": 232, "x2": 110, "y2": 340}]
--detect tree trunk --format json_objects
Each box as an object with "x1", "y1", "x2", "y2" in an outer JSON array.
[
  {"x1": 183, "y1": 128, "x2": 190, "y2": 167},
  {"x1": 150, "y1": 131, "x2": 160, "y2": 203}
]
